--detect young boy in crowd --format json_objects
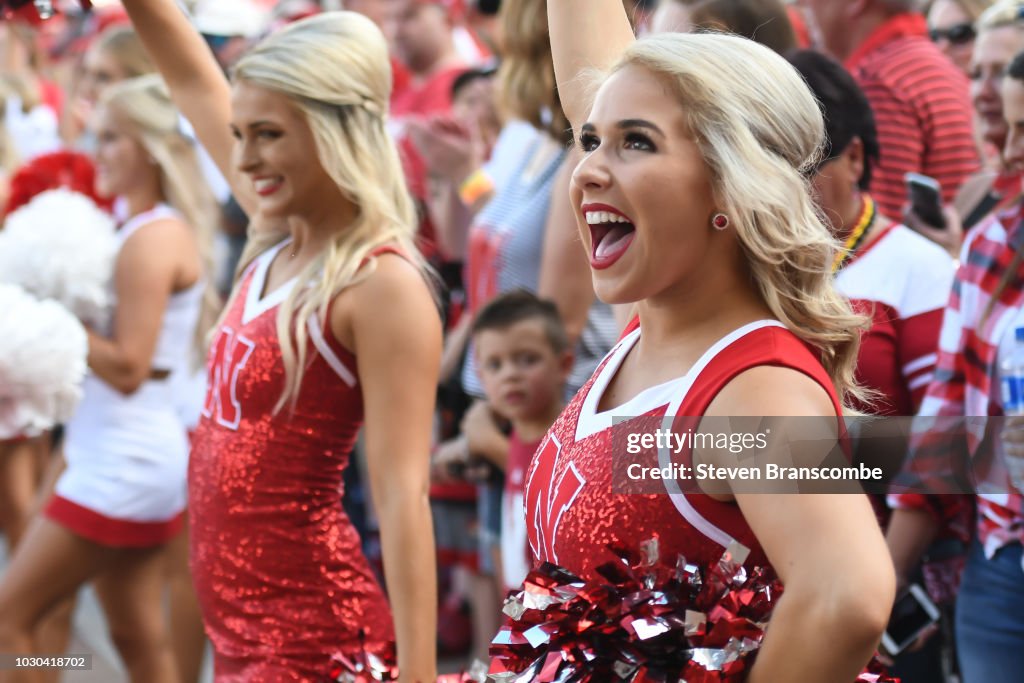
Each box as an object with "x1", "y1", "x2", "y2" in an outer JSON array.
[{"x1": 469, "y1": 290, "x2": 573, "y2": 591}]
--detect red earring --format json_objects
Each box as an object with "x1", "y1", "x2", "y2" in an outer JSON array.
[{"x1": 712, "y1": 213, "x2": 729, "y2": 230}]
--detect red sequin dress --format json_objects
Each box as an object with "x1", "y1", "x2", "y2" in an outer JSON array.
[
  {"x1": 189, "y1": 240, "x2": 395, "y2": 682},
  {"x1": 525, "y1": 320, "x2": 844, "y2": 578}
]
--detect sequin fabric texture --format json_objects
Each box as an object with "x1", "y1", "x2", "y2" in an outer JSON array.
[
  {"x1": 524, "y1": 324, "x2": 844, "y2": 580},
  {"x1": 189, "y1": 243, "x2": 394, "y2": 681}
]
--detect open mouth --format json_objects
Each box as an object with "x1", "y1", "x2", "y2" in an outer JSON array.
[{"x1": 583, "y1": 205, "x2": 636, "y2": 269}]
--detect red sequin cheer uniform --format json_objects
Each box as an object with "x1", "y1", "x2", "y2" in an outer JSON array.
[
  {"x1": 526, "y1": 320, "x2": 843, "y2": 578},
  {"x1": 190, "y1": 240, "x2": 395, "y2": 682}
]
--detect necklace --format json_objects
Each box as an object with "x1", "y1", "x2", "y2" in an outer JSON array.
[{"x1": 832, "y1": 195, "x2": 876, "y2": 273}]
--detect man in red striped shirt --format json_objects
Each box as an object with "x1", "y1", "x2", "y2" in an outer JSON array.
[{"x1": 800, "y1": 0, "x2": 980, "y2": 221}]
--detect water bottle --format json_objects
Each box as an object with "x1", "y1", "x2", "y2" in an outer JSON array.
[{"x1": 999, "y1": 327, "x2": 1024, "y2": 491}]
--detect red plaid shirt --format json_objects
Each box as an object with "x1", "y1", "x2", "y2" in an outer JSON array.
[{"x1": 889, "y1": 206, "x2": 1024, "y2": 570}]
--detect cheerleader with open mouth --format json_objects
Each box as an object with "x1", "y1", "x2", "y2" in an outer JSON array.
[{"x1": 495, "y1": 2, "x2": 897, "y2": 681}]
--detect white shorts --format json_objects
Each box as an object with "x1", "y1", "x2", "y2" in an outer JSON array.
[{"x1": 47, "y1": 374, "x2": 188, "y2": 547}]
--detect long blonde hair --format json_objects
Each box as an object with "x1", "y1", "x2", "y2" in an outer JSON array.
[
  {"x1": 230, "y1": 12, "x2": 426, "y2": 411},
  {"x1": 101, "y1": 75, "x2": 220, "y2": 362},
  {"x1": 612, "y1": 33, "x2": 866, "y2": 406}
]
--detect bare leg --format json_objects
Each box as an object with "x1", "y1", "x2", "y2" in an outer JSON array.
[
  {"x1": 94, "y1": 545, "x2": 180, "y2": 683},
  {"x1": 165, "y1": 519, "x2": 205, "y2": 683},
  {"x1": 0, "y1": 517, "x2": 111, "y2": 683},
  {"x1": 0, "y1": 437, "x2": 47, "y2": 549},
  {"x1": 468, "y1": 569, "x2": 502, "y2": 663},
  {"x1": 34, "y1": 599, "x2": 74, "y2": 683},
  {"x1": 26, "y1": 452, "x2": 76, "y2": 683}
]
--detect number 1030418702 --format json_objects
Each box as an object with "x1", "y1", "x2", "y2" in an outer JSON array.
[{"x1": 1, "y1": 655, "x2": 91, "y2": 670}]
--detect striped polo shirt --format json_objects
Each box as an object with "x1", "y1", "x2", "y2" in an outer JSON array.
[{"x1": 846, "y1": 13, "x2": 980, "y2": 221}]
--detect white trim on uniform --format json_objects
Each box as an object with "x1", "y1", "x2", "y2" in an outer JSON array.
[
  {"x1": 243, "y1": 240, "x2": 299, "y2": 325},
  {"x1": 307, "y1": 314, "x2": 358, "y2": 388},
  {"x1": 658, "y1": 320, "x2": 786, "y2": 550}
]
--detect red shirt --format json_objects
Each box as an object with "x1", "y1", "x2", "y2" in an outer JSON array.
[
  {"x1": 390, "y1": 64, "x2": 465, "y2": 260},
  {"x1": 390, "y1": 64, "x2": 465, "y2": 199},
  {"x1": 846, "y1": 14, "x2": 980, "y2": 221},
  {"x1": 503, "y1": 431, "x2": 540, "y2": 590},
  {"x1": 787, "y1": 6, "x2": 811, "y2": 49}
]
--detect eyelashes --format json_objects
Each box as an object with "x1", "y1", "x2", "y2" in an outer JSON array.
[
  {"x1": 578, "y1": 132, "x2": 599, "y2": 152},
  {"x1": 577, "y1": 131, "x2": 656, "y2": 153}
]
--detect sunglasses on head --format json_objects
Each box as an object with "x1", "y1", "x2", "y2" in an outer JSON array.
[{"x1": 930, "y1": 22, "x2": 976, "y2": 45}]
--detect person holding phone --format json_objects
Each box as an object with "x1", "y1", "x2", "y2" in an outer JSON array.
[{"x1": 907, "y1": 2, "x2": 1024, "y2": 255}]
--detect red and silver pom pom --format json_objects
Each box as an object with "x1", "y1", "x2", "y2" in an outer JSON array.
[
  {"x1": 326, "y1": 636, "x2": 398, "y2": 683},
  {"x1": 488, "y1": 538, "x2": 899, "y2": 683}
]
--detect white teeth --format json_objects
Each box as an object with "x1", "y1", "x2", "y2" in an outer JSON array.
[
  {"x1": 584, "y1": 210, "x2": 631, "y2": 224},
  {"x1": 254, "y1": 178, "x2": 280, "y2": 191}
]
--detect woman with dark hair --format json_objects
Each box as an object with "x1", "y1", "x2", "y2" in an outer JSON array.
[
  {"x1": 790, "y1": 50, "x2": 955, "y2": 419},
  {"x1": 790, "y1": 48, "x2": 958, "y2": 683}
]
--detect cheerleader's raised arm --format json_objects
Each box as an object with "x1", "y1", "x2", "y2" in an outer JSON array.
[
  {"x1": 547, "y1": 0, "x2": 636, "y2": 133},
  {"x1": 120, "y1": 0, "x2": 254, "y2": 215}
]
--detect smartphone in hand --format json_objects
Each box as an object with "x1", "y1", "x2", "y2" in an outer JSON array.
[
  {"x1": 905, "y1": 173, "x2": 947, "y2": 229},
  {"x1": 881, "y1": 583, "x2": 941, "y2": 657}
]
